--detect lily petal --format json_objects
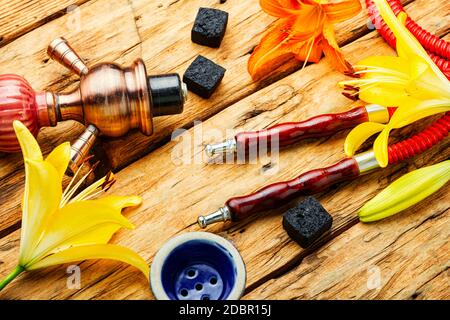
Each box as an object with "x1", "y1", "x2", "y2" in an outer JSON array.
[
  {"x1": 27, "y1": 244, "x2": 150, "y2": 279},
  {"x1": 389, "y1": 99, "x2": 450, "y2": 129},
  {"x1": 45, "y1": 142, "x2": 71, "y2": 180},
  {"x1": 28, "y1": 197, "x2": 139, "y2": 265},
  {"x1": 321, "y1": 0, "x2": 361, "y2": 23},
  {"x1": 64, "y1": 224, "x2": 123, "y2": 247},
  {"x1": 358, "y1": 85, "x2": 411, "y2": 107},
  {"x1": 321, "y1": 19, "x2": 353, "y2": 73},
  {"x1": 359, "y1": 160, "x2": 450, "y2": 222},
  {"x1": 294, "y1": 37, "x2": 323, "y2": 63},
  {"x1": 248, "y1": 17, "x2": 303, "y2": 80},
  {"x1": 260, "y1": 0, "x2": 302, "y2": 17},
  {"x1": 356, "y1": 56, "x2": 410, "y2": 77},
  {"x1": 372, "y1": 0, "x2": 449, "y2": 85},
  {"x1": 373, "y1": 126, "x2": 391, "y2": 167},
  {"x1": 20, "y1": 159, "x2": 61, "y2": 265},
  {"x1": 344, "y1": 122, "x2": 385, "y2": 156},
  {"x1": 13, "y1": 120, "x2": 43, "y2": 161}
]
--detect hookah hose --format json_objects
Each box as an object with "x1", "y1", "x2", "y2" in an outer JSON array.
[
  {"x1": 197, "y1": 1, "x2": 450, "y2": 227},
  {"x1": 198, "y1": 113, "x2": 450, "y2": 227},
  {"x1": 365, "y1": 0, "x2": 450, "y2": 79}
]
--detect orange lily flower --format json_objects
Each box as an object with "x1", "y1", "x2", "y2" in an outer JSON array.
[{"x1": 248, "y1": 0, "x2": 361, "y2": 80}]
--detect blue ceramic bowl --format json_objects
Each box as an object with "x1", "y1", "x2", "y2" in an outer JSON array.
[{"x1": 150, "y1": 232, "x2": 246, "y2": 300}]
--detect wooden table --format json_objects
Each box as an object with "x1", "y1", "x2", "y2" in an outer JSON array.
[{"x1": 0, "y1": 0, "x2": 448, "y2": 300}]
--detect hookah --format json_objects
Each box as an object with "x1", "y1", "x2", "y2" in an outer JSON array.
[
  {"x1": 197, "y1": 1, "x2": 450, "y2": 228},
  {"x1": 0, "y1": 38, "x2": 188, "y2": 172}
]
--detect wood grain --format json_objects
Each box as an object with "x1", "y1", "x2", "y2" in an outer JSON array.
[
  {"x1": 0, "y1": 0, "x2": 91, "y2": 47},
  {"x1": 244, "y1": 193, "x2": 449, "y2": 300},
  {"x1": 0, "y1": 0, "x2": 448, "y2": 299}
]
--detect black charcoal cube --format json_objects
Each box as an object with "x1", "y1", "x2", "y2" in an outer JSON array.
[
  {"x1": 282, "y1": 197, "x2": 333, "y2": 248},
  {"x1": 192, "y1": 7, "x2": 228, "y2": 48},
  {"x1": 183, "y1": 55, "x2": 226, "y2": 98}
]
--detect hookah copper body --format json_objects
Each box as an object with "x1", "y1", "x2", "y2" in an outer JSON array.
[{"x1": 0, "y1": 38, "x2": 187, "y2": 172}]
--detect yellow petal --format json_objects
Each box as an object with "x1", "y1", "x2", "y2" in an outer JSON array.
[
  {"x1": 372, "y1": 0, "x2": 449, "y2": 85},
  {"x1": 28, "y1": 197, "x2": 138, "y2": 265},
  {"x1": 359, "y1": 160, "x2": 450, "y2": 222},
  {"x1": 373, "y1": 126, "x2": 391, "y2": 168},
  {"x1": 13, "y1": 121, "x2": 43, "y2": 161},
  {"x1": 27, "y1": 244, "x2": 149, "y2": 280},
  {"x1": 94, "y1": 195, "x2": 142, "y2": 210},
  {"x1": 45, "y1": 142, "x2": 71, "y2": 180},
  {"x1": 359, "y1": 85, "x2": 409, "y2": 106},
  {"x1": 66, "y1": 224, "x2": 123, "y2": 247},
  {"x1": 407, "y1": 64, "x2": 450, "y2": 100},
  {"x1": 19, "y1": 159, "x2": 62, "y2": 265},
  {"x1": 390, "y1": 99, "x2": 450, "y2": 129},
  {"x1": 344, "y1": 122, "x2": 385, "y2": 156},
  {"x1": 356, "y1": 56, "x2": 410, "y2": 76}
]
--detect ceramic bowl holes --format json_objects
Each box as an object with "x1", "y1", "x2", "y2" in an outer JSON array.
[
  {"x1": 158, "y1": 239, "x2": 237, "y2": 300},
  {"x1": 175, "y1": 264, "x2": 225, "y2": 300},
  {"x1": 151, "y1": 232, "x2": 246, "y2": 300}
]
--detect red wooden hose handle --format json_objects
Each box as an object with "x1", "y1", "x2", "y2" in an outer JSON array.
[
  {"x1": 205, "y1": 105, "x2": 393, "y2": 157},
  {"x1": 236, "y1": 106, "x2": 369, "y2": 154},
  {"x1": 226, "y1": 157, "x2": 360, "y2": 221},
  {"x1": 198, "y1": 112, "x2": 450, "y2": 228}
]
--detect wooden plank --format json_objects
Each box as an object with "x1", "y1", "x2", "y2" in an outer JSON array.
[
  {"x1": 243, "y1": 193, "x2": 449, "y2": 300},
  {"x1": 0, "y1": 0, "x2": 416, "y2": 241},
  {"x1": 412, "y1": 270, "x2": 450, "y2": 300},
  {"x1": 0, "y1": 0, "x2": 90, "y2": 47},
  {"x1": 0, "y1": 0, "x2": 447, "y2": 299}
]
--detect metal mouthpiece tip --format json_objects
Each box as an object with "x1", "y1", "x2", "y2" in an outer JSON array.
[
  {"x1": 205, "y1": 144, "x2": 214, "y2": 158},
  {"x1": 197, "y1": 206, "x2": 232, "y2": 229},
  {"x1": 198, "y1": 216, "x2": 207, "y2": 229},
  {"x1": 204, "y1": 138, "x2": 237, "y2": 158}
]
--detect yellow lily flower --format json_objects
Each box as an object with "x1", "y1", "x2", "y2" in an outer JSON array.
[
  {"x1": 0, "y1": 121, "x2": 149, "y2": 292},
  {"x1": 340, "y1": 0, "x2": 450, "y2": 167},
  {"x1": 359, "y1": 160, "x2": 450, "y2": 222}
]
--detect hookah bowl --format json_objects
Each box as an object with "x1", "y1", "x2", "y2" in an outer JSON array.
[
  {"x1": 150, "y1": 232, "x2": 246, "y2": 300},
  {"x1": 0, "y1": 37, "x2": 188, "y2": 172}
]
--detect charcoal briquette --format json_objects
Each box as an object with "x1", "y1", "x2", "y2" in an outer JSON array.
[
  {"x1": 282, "y1": 197, "x2": 333, "y2": 248},
  {"x1": 192, "y1": 7, "x2": 228, "y2": 48},
  {"x1": 183, "y1": 55, "x2": 226, "y2": 98}
]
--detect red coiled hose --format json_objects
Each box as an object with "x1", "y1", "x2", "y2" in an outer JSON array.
[
  {"x1": 365, "y1": 1, "x2": 450, "y2": 165},
  {"x1": 366, "y1": 0, "x2": 450, "y2": 60},
  {"x1": 428, "y1": 52, "x2": 450, "y2": 80},
  {"x1": 388, "y1": 112, "x2": 450, "y2": 164}
]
